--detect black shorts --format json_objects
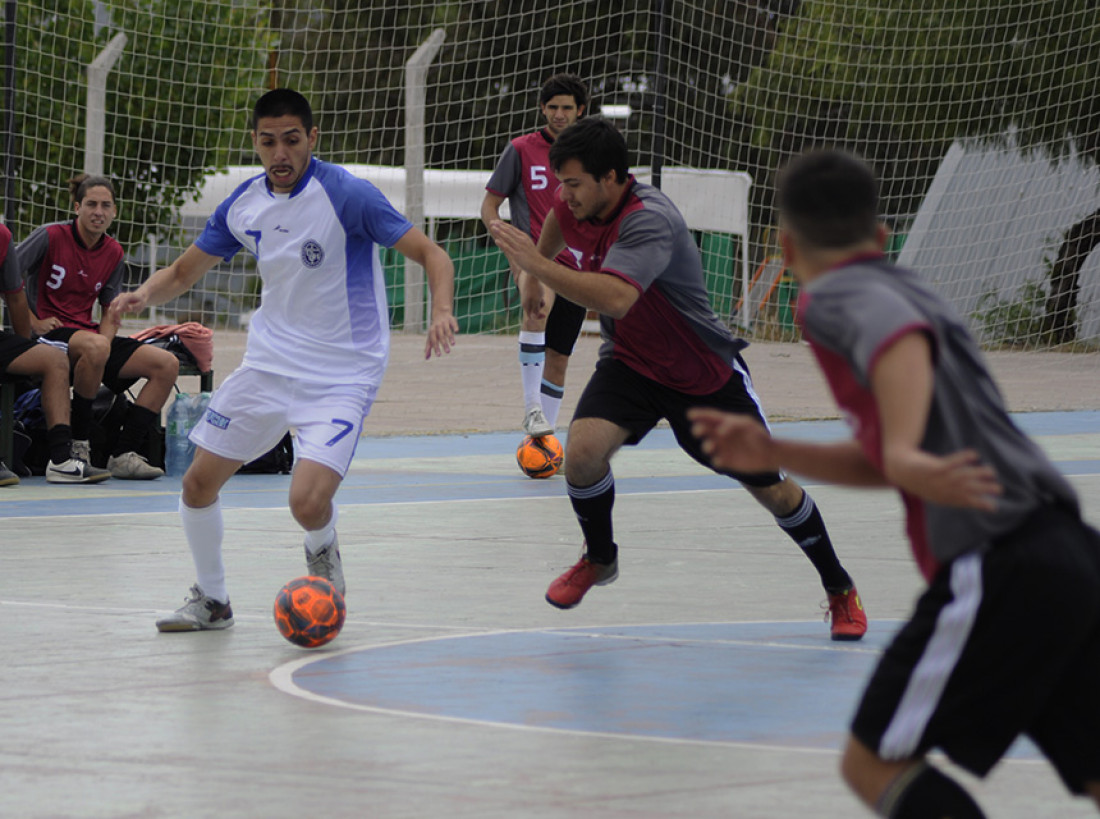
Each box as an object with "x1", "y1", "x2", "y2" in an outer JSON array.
[
  {"x1": 851, "y1": 504, "x2": 1100, "y2": 794},
  {"x1": 41, "y1": 328, "x2": 145, "y2": 393},
  {"x1": 0, "y1": 332, "x2": 38, "y2": 378},
  {"x1": 572, "y1": 355, "x2": 782, "y2": 488},
  {"x1": 545, "y1": 295, "x2": 586, "y2": 357}
]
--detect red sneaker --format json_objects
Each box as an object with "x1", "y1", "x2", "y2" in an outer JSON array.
[
  {"x1": 546, "y1": 555, "x2": 618, "y2": 609},
  {"x1": 825, "y1": 586, "x2": 867, "y2": 641}
]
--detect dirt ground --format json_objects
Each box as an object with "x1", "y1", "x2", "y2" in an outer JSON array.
[{"x1": 188, "y1": 328, "x2": 1099, "y2": 436}]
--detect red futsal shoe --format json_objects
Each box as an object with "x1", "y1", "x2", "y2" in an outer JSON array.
[
  {"x1": 826, "y1": 586, "x2": 867, "y2": 641},
  {"x1": 546, "y1": 554, "x2": 618, "y2": 609}
]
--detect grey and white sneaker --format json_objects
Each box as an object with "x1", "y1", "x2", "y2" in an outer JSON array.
[
  {"x1": 155, "y1": 584, "x2": 234, "y2": 631},
  {"x1": 305, "y1": 534, "x2": 345, "y2": 597},
  {"x1": 46, "y1": 458, "x2": 110, "y2": 484},
  {"x1": 108, "y1": 451, "x2": 165, "y2": 480},
  {"x1": 522, "y1": 406, "x2": 553, "y2": 437},
  {"x1": 0, "y1": 460, "x2": 19, "y2": 487},
  {"x1": 71, "y1": 439, "x2": 92, "y2": 462}
]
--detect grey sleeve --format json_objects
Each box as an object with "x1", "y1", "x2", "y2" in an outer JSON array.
[
  {"x1": 601, "y1": 209, "x2": 675, "y2": 291},
  {"x1": 805, "y1": 276, "x2": 931, "y2": 384},
  {"x1": 485, "y1": 143, "x2": 521, "y2": 197}
]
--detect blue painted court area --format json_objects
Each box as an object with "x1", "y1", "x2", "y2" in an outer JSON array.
[{"x1": 274, "y1": 621, "x2": 1042, "y2": 759}]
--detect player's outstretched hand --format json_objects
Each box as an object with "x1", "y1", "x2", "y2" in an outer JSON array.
[
  {"x1": 424, "y1": 311, "x2": 459, "y2": 360},
  {"x1": 489, "y1": 220, "x2": 539, "y2": 272},
  {"x1": 108, "y1": 291, "x2": 147, "y2": 321},
  {"x1": 688, "y1": 408, "x2": 776, "y2": 473}
]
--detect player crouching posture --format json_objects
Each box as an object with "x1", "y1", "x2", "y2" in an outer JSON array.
[
  {"x1": 491, "y1": 118, "x2": 866, "y2": 640},
  {"x1": 692, "y1": 149, "x2": 1100, "y2": 817}
]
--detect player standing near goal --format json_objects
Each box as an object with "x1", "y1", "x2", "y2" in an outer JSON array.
[
  {"x1": 18, "y1": 174, "x2": 180, "y2": 480},
  {"x1": 0, "y1": 222, "x2": 109, "y2": 485},
  {"x1": 481, "y1": 73, "x2": 589, "y2": 440},
  {"x1": 489, "y1": 117, "x2": 866, "y2": 640},
  {"x1": 691, "y1": 149, "x2": 1100, "y2": 817},
  {"x1": 111, "y1": 88, "x2": 458, "y2": 632}
]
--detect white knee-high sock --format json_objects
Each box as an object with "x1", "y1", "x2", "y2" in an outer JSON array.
[
  {"x1": 303, "y1": 502, "x2": 338, "y2": 554},
  {"x1": 519, "y1": 331, "x2": 545, "y2": 411},
  {"x1": 541, "y1": 378, "x2": 565, "y2": 428},
  {"x1": 180, "y1": 497, "x2": 227, "y2": 603}
]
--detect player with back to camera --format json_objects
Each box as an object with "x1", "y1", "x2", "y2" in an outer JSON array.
[
  {"x1": 0, "y1": 221, "x2": 109, "y2": 485},
  {"x1": 480, "y1": 73, "x2": 590, "y2": 444},
  {"x1": 18, "y1": 174, "x2": 180, "y2": 480},
  {"x1": 111, "y1": 88, "x2": 458, "y2": 632},
  {"x1": 489, "y1": 117, "x2": 866, "y2": 640},
  {"x1": 691, "y1": 149, "x2": 1100, "y2": 817}
]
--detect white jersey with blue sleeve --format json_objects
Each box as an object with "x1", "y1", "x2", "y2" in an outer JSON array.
[{"x1": 196, "y1": 157, "x2": 412, "y2": 387}]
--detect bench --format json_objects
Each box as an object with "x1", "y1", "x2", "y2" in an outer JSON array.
[{"x1": 0, "y1": 364, "x2": 213, "y2": 470}]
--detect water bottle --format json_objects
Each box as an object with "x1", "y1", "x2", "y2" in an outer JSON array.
[
  {"x1": 165, "y1": 394, "x2": 192, "y2": 477},
  {"x1": 191, "y1": 391, "x2": 212, "y2": 431}
]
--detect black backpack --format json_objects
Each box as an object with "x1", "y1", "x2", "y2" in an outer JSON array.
[{"x1": 238, "y1": 432, "x2": 294, "y2": 474}]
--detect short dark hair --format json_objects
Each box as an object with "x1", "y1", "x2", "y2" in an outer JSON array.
[
  {"x1": 253, "y1": 88, "x2": 313, "y2": 132},
  {"x1": 548, "y1": 117, "x2": 629, "y2": 184},
  {"x1": 777, "y1": 150, "x2": 879, "y2": 248},
  {"x1": 539, "y1": 73, "x2": 588, "y2": 111},
  {"x1": 68, "y1": 173, "x2": 116, "y2": 205}
]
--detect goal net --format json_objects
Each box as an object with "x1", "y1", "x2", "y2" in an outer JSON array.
[{"x1": 6, "y1": 1, "x2": 1100, "y2": 354}]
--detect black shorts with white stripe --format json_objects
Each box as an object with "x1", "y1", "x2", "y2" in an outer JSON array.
[{"x1": 851, "y1": 503, "x2": 1100, "y2": 794}]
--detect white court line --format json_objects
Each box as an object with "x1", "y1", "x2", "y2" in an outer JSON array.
[{"x1": 267, "y1": 621, "x2": 1049, "y2": 763}]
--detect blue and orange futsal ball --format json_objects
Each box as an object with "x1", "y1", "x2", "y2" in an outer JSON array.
[
  {"x1": 516, "y1": 434, "x2": 564, "y2": 479},
  {"x1": 273, "y1": 576, "x2": 346, "y2": 648}
]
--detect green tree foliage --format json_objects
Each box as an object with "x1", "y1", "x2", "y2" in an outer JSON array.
[
  {"x1": 730, "y1": 1, "x2": 1100, "y2": 227},
  {"x1": 11, "y1": 1, "x2": 270, "y2": 249},
  {"x1": 268, "y1": 0, "x2": 775, "y2": 172}
]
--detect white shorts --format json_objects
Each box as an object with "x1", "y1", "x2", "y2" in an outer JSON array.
[{"x1": 190, "y1": 366, "x2": 376, "y2": 477}]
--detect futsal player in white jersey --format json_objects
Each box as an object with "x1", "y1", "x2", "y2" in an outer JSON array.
[{"x1": 111, "y1": 89, "x2": 458, "y2": 631}]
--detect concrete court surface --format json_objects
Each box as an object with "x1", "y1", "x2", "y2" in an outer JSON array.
[{"x1": 2, "y1": 328, "x2": 1100, "y2": 818}]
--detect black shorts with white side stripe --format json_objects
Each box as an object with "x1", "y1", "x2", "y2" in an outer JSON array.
[{"x1": 851, "y1": 503, "x2": 1100, "y2": 794}]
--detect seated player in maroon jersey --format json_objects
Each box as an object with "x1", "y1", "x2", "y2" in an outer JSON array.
[
  {"x1": 18, "y1": 174, "x2": 178, "y2": 479},
  {"x1": 0, "y1": 220, "x2": 109, "y2": 484}
]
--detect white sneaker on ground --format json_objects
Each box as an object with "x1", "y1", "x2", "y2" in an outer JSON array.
[
  {"x1": 522, "y1": 406, "x2": 553, "y2": 437},
  {"x1": 305, "y1": 534, "x2": 346, "y2": 597},
  {"x1": 156, "y1": 584, "x2": 234, "y2": 631},
  {"x1": 46, "y1": 458, "x2": 110, "y2": 484},
  {"x1": 108, "y1": 451, "x2": 165, "y2": 480}
]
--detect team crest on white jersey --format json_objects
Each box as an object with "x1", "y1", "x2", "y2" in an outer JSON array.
[{"x1": 301, "y1": 240, "x2": 324, "y2": 268}]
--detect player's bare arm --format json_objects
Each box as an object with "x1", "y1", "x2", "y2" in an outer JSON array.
[
  {"x1": 110, "y1": 243, "x2": 221, "y2": 319},
  {"x1": 481, "y1": 190, "x2": 525, "y2": 282},
  {"x1": 517, "y1": 209, "x2": 568, "y2": 320},
  {"x1": 392, "y1": 227, "x2": 459, "y2": 359},
  {"x1": 479, "y1": 191, "x2": 507, "y2": 235},
  {"x1": 3, "y1": 288, "x2": 36, "y2": 338},
  {"x1": 25, "y1": 290, "x2": 62, "y2": 335},
  {"x1": 489, "y1": 219, "x2": 638, "y2": 318},
  {"x1": 870, "y1": 330, "x2": 1002, "y2": 510},
  {"x1": 688, "y1": 408, "x2": 889, "y2": 486}
]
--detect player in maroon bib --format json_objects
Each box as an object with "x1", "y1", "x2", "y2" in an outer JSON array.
[
  {"x1": 18, "y1": 175, "x2": 179, "y2": 479},
  {"x1": 490, "y1": 118, "x2": 866, "y2": 640},
  {"x1": 0, "y1": 222, "x2": 108, "y2": 483},
  {"x1": 481, "y1": 74, "x2": 589, "y2": 445}
]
